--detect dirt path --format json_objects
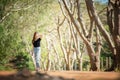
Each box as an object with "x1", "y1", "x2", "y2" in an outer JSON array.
[
  {"x1": 46, "y1": 71, "x2": 120, "y2": 80},
  {"x1": 0, "y1": 70, "x2": 120, "y2": 80}
]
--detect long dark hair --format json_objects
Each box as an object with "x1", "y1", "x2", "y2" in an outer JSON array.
[{"x1": 32, "y1": 32, "x2": 37, "y2": 44}]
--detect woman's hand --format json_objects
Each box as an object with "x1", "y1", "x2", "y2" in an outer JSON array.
[
  {"x1": 35, "y1": 33, "x2": 42, "y2": 39},
  {"x1": 39, "y1": 34, "x2": 42, "y2": 39}
]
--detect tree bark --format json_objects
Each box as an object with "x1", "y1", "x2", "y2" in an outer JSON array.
[
  {"x1": 85, "y1": 0, "x2": 116, "y2": 71},
  {"x1": 95, "y1": 25, "x2": 102, "y2": 71},
  {"x1": 46, "y1": 36, "x2": 51, "y2": 71},
  {"x1": 51, "y1": 40, "x2": 61, "y2": 70},
  {"x1": 85, "y1": 0, "x2": 116, "y2": 54},
  {"x1": 76, "y1": 0, "x2": 88, "y2": 37},
  {"x1": 107, "y1": 0, "x2": 120, "y2": 71},
  {"x1": 113, "y1": 0, "x2": 120, "y2": 71},
  {"x1": 61, "y1": 0, "x2": 98, "y2": 71},
  {"x1": 70, "y1": 22, "x2": 83, "y2": 71}
]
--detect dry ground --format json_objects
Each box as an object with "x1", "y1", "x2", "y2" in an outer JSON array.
[{"x1": 0, "y1": 69, "x2": 120, "y2": 80}]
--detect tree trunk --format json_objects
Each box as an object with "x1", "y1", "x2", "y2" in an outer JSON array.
[
  {"x1": 57, "y1": 22, "x2": 71, "y2": 70},
  {"x1": 51, "y1": 40, "x2": 61, "y2": 70},
  {"x1": 85, "y1": 0, "x2": 115, "y2": 56},
  {"x1": 107, "y1": 0, "x2": 120, "y2": 71},
  {"x1": 46, "y1": 36, "x2": 51, "y2": 71},
  {"x1": 61, "y1": 0, "x2": 98, "y2": 71},
  {"x1": 76, "y1": 0, "x2": 88, "y2": 36},
  {"x1": 113, "y1": 0, "x2": 120, "y2": 71},
  {"x1": 95, "y1": 26, "x2": 102, "y2": 71},
  {"x1": 85, "y1": 0, "x2": 119, "y2": 71}
]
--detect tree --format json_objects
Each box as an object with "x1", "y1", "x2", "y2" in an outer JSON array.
[
  {"x1": 107, "y1": 0, "x2": 120, "y2": 71},
  {"x1": 0, "y1": 0, "x2": 56, "y2": 70},
  {"x1": 58, "y1": 0, "x2": 99, "y2": 71},
  {"x1": 58, "y1": 0, "x2": 119, "y2": 71}
]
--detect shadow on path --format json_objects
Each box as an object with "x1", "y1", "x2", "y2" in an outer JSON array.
[{"x1": 0, "y1": 69, "x2": 74, "y2": 80}]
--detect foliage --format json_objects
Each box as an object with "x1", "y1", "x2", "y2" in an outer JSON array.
[
  {"x1": 0, "y1": 0, "x2": 57, "y2": 70},
  {"x1": 10, "y1": 52, "x2": 29, "y2": 69},
  {"x1": 0, "y1": 0, "x2": 114, "y2": 71}
]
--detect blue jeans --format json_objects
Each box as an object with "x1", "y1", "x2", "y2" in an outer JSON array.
[{"x1": 34, "y1": 47, "x2": 41, "y2": 69}]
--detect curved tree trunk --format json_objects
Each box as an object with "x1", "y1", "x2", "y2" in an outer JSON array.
[
  {"x1": 61, "y1": 0, "x2": 98, "y2": 71},
  {"x1": 85, "y1": 0, "x2": 115, "y2": 55},
  {"x1": 85, "y1": 0, "x2": 117, "y2": 71}
]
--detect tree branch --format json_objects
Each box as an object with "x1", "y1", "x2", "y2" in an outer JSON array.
[{"x1": 0, "y1": 12, "x2": 11, "y2": 23}]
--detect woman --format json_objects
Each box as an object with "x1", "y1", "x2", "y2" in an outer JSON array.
[{"x1": 32, "y1": 32, "x2": 42, "y2": 71}]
